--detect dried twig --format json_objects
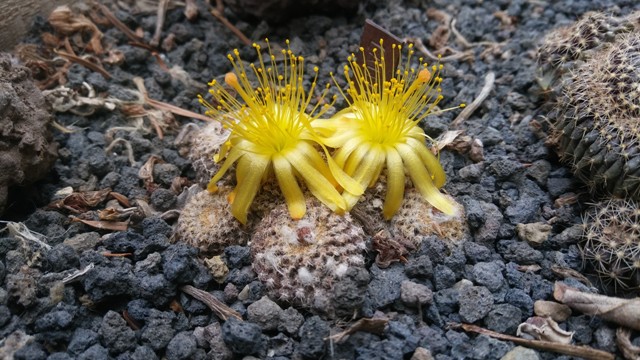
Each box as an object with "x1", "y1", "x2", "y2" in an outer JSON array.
[
  {"x1": 151, "y1": 0, "x2": 170, "y2": 47},
  {"x1": 62, "y1": 263, "x2": 95, "y2": 284},
  {"x1": 54, "y1": 50, "x2": 111, "y2": 79},
  {"x1": 93, "y1": 1, "x2": 143, "y2": 43},
  {"x1": 453, "y1": 323, "x2": 614, "y2": 360},
  {"x1": 71, "y1": 217, "x2": 129, "y2": 231},
  {"x1": 184, "y1": 0, "x2": 198, "y2": 20},
  {"x1": 407, "y1": 37, "x2": 473, "y2": 62},
  {"x1": 326, "y1": 318, "x2": 388, "y2": 342},
  {"x1": 132, "y1": 77, "x2": 212, "y2": 122},
  {"x1": 553, "y1": 282, "x2": 640, "y2": 331},
  {"x1": 209, "y1": 1, "x2": 251, "y2": 46},
  {"x1": 451, "y1": 72, "x2": 495, "y2": 128},
  {"x1": 105, "y1": 138, "x2": 136, "y2": 166},
  {"x1": 181, "y1": 285, "x2": 242, "y2": 321}
]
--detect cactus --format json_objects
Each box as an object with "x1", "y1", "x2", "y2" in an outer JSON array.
[
  {"x1": 581, "y1": 198, "x2": 640, "y2": 290},
  {"x1": 539, "y1": 12, "x2": 640, "y2": 200}
]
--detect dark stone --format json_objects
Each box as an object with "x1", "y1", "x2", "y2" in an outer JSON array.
[
  {"x1": 82, "y1": 260, "x2": 135, "y2": 302},
  {"x1": 367, "y1": 263, "x2": 407, "y2": 308},
  {"x1": 497, "y1": 240, "x2": 544, "y2": 264},
  {"x1": 434, "y1": 288, "x2": 459, "y2": 316},
  {"x1": 142, "y1": 217, "x2": 173, "y2": 238},
  {"x1": 484, "y1": 303, "x2": 522, "y2": 334},
  {"x1": 78, "y1": 344, "x2": 110, "y2": 360},
  {"x1": 131, "y1": 346, "x2": 159, "y2": 360},
  {"x1": 162, "y1": 244, "x2": 199, "y2": 284},
  {"x1": 489, "y1": 158, "x2": 523, "y2": 180},
  {"x1": 459, "y1": 286, "x2": 494, "y2": 323},
  {"x1": 140, "y1": 310, "x2": 177, "y2": 351},
  {"x1": 153, "y1": 163, "x2": 181, "y2": 187},
  {"x1": 405, "y1": 255, "x2": 434, "y2": 279},
  {"x1": 504, "y1": 288, "x2": 534, "y2": 315},
  {"x1": 332, "y1": 266, "x2": 370, "y2": 317},
  {"x1": 68, "y1": 328, "x2": 99, "y2": 355},
  {"x1": 99, "y1": 310, "x2": 136, "y2": 354},
  {"x1": 433, "y1": 265, "x2": 456, "y2": 291},
  {"x1": 34, "y1": 310, "x2": 74, "y2": 332},
  {"x1": 221, "y1": 317, "x2": 266, "y2": 356},
  {"x1": 463, "y1": 242, "x2": 492, "y2": 264},
  {"x1": 45, "y1": 244, "x2": 79, "y2": 273},
  {"x1": 461, "y1": 196, "x2": 485, "y2": 230},
  {"x1": 567, "y1": 315, "x2": 593, "y2": 344},
  {"x1": 471, "y1": 261, "x2": 505, "y2": 292},
  {"x1": 150, "y1": 188, "x2": 177, "y2": 212},
  {"x1": 547, "y1": 177, "x2": 574, "y2": 197},
  {"x1": 165, "y1": 331, "x2": 198, "y2": 360},
  {"x1": 224, "y1": 245, "x2": 251, "y2": 269},
  {"x1": 14, "y1": 342, "x2": 47, "y2": 360},
  {"x1": 386, "y1": 319, "x2": 419, "y2": 355},
  {"x1": 298, "y1": 316, "x2": 330, "y2": 359}
]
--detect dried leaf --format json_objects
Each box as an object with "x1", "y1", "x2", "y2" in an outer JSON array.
[
  {"x1": 554, "y1": 282, "x2": 640, "y2": 331},
  {"x1": 109, "y1": 192, "x2": 131, "y2": 208},
  {"x1": 71, "y1": 217, "x2": 129, "y2": 231},
  {"x1": 435, "y1": 130, "x2": 463, "y2": 151},
  {"x1": 517, "y1": 316, "x2": 574, "y2": 344},
  {"x1": 138, "y1": 155, "x2": 163, "y2": 190},
  {"x1": 327, "y1": 318, "x2": 389, "y2": 342},
  {"x1": 103, "y1": 50, "x2": 125, "y2": 65},
  {"x1": 533, "y1": 301, "x2": 572, "y2": 323},
  {"x1": 550, "y1": 266, "x2": 592, "y2": 287},
  {"x1": 181, "y1": 285, "x2": 242, "y2": 321},
  {"x1": 371, "y1": 230, "x2": 412, "y2": 268},
  {"x1": 48, "y1": 6, "x2": 104, "y2": 54},
  {"x1": 47, "y1": 188, "x2": 112, "y2": 213}
]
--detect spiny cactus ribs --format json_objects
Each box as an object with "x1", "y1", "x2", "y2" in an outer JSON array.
[
  {"x1": 250, "y1": 198, "x2": 367, "y2": 315},
  {"x1": 581, "y1": 198, "x2": 640, "y2": 290},
  {"x1": 539, "y1": 11, "x2": 640, "y2": 200}
]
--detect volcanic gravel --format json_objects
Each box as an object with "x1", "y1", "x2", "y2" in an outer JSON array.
[{"x1": 3, "y1": 0, "x2": 640, "y2": 359}]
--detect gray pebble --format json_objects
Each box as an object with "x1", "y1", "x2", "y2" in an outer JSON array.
[
  {"x1": 278, "y1": 307, "x2": 304, "y2": 336},
  {"x1": 504, "y1": 289, "x2": 534, "y2": 315},
  {"x1": 401, "y1": 280, "x2": 433, "y2": 307},
  {"x1": 150, "y1": 188, "x2": 177, "y2": 212},
  {"x1": 78, "y1": 344, "x2": 110, "y2": 360},
  {"x1": 298, "y1": 316, "x2": 330, "y2": 359},
  {"x1": 459, "y1": 286, "x2": 494, "y2": 323},
  {"x1": 459, "y1": 162, "x2": 484, "y2": 181},
  {"x1": 406, "y1": 255, "x2": 434, "y2": 279},
  {"x1": 153, "y1": 163, "x2": 181, "y2": 187},
  {"x1": 433, "y1": 265, "x2": 456, "y2": 291},
  {"x1": 593, "y1": 325, "x2": 616, "y2": 352},
  {"x1": 99, "y1": 310, "x2": 136, "y2": 354},
  {"x1": 165, "y1": 331, "x2": 198, "y2": 360},
  {"x1": 474, "y1": 202, "x2": 504, "y2": 245},
  {"x1": 526, "y1": 160, "x2": 551, "y2": 187},
  {"x1": 485, "y1": 303, "x2": 522, "y2": 334},
  {"x1": 497, "y1": 240, "x2": 543, "y2": 264},
  {"x1": 367, "y1": 263, "x2": 407, "y2": 308},
  {"x1": 472, "y1": 261, "x2": 505, "y2": 292},
  {"x1": 463, "y1": 242, "x2": 492, "y2": 264},
  {"x1": 247, "y1": 296, "x2": 283, "y2": 331},
  {"x1": 68, "y1": 328, "x2": 99, "y2": 355}
]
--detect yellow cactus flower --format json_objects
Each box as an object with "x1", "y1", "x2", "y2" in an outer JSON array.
[
  {"x1": 198, "y1": 40, "x2": 363, "y2": 224},
  {"x1": 318, "y1": 40, "x2": 461, "y2": 219}
]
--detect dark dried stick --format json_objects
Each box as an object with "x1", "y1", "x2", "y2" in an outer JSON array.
[
  {"x1": 210, "y1": 0, "x2": 251, "y2": 46},
  {"x1": 181, "y1": 285, "x2": 242, "y2": 321},
  {"x1": 453, "y1": 323, "x2": 614, "y2": 360},
  {"x1": 94, "y1": 1, "x2": 142, "y2": 43},
  {"x1": 55, "y1": 50, "x2": 111, "y2": 79}
]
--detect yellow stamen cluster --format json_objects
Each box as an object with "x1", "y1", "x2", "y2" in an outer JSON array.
[
  {"x1": 198, "y1": 40, "x2": 362, "y2": 224},
  {"x1": 317, "y1": 40, "x2": 461, "y2": 219}
]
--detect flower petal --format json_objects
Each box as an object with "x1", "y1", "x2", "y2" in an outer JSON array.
[
  {"x1": 383, "y1": 146, "x2": 405, "y2": 219},
  {"x1": 230, "y1": 154, "x2": 270, "y2": 224},
  {"x1": 396, "y1": 143, "x2": 457, "y2": 215},
  {"x1": 272, "y1": 154, "x2": 306, "y2": 219},
  {"x1": 343, "y1": 145, "x2": 385, "y2": 210},
  {"x1": 406, "y1": 136, "x2": 446, "y2": 188},
  {"x1": 284, "y1": 150, "x2": 347, "y2": 212},
  {"x1": 207, "y1": 145, "x2": 245, "y2": 192}
]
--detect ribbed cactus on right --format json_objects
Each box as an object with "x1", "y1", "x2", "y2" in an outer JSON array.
[
  {"x1": 581, "y1": 198, "x2": 640, "y2": 290},
  {"x1": 539, "y1": 12, "x2": 640, "y2": 200}
]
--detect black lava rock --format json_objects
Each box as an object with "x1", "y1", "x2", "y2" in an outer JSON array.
[{"x1": 221, "y1": 317, "x2": 266, "y2": 357}]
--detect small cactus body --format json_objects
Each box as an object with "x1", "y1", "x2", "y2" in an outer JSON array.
[
  {"x1": 540, "y1": 12, "x2": 640, "y2": 200},
  {"x1": 581, "y1": 198, "x2": 640, "y2": 290}
]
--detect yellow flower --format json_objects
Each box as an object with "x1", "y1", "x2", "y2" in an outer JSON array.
[
  {"x1": 318, "y1": 40, "x2": 460, "y2": 219},
  {"x1": 198, "y1": 40, "x2": 363, "y2": 224}
]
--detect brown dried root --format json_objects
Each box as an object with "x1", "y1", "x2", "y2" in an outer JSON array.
[
  {"x1": 553, "y1": 282, "x2": 640, "y2": 331},
  {"x1": 42, "y1": 82, "x2": 118, "y2": 116},
  {"x1": 181, "y1": 285, "x2": 242, "y2": 321},
  {"x1": 209, "y1": 0, "x2": 251, "y2": 46}
]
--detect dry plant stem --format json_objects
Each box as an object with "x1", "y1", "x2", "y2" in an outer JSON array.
[
  {"x1": 3, "y1": 221, "x2": 51, "y2": 250},
  {"x1": 54, "y1": 50, "x2": 111, "y2": 79},
  {"x1": 150, "y1": 0, "x2": 170, "y2": 47},
  {"x1": 553, "y1": 282, "x2": 640, "y2": 331},
  {"x1": 451, "y1": 71, "x2": 495, "y2": 128},
  {"x1": 132, "y1": 77, "x2": 212, "y2": 122},
  {"x1": 616, "y1": 327, "x2": 640, "y2": 360},
  {"x1": 62, "y1": 263, "x2": 95, "y2": 284},
  {"x1": 209, "y1": 9, "x2": 251, "y2": 46},
  {"x1": 181, "y1": 285, "x2": 242, "y2": 321},
  {"x1": 184, "y1": 0, "x2": 198, "y2": 20},
  {"x1": 451, "y1": 19, "x2": 503, "y2": 48},
  {"x1": 94, "y1": 1, "x2": 142, "y2": 43},
  {"x1": 454, "y1": 323, "x2": 614, "y2": 360},
  {"x1": 105, "y1": 138, "x2": 136, "y2": 166},
  {"x1": 408, "y1": 37, "x2": 473, "y2": 62}
]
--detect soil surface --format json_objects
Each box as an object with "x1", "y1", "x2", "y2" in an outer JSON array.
[{"x1": 2, "y1": 0, "x2": 640, "y2": 359}]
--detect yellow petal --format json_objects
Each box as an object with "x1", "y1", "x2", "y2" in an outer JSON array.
[
  {"x1": 284, "y1": 150, "x2": 347, "y2": 212},
  {"x1": 209, "y1": 145, "x2": 245, "y2": 187},
  {"x1": 343, "y1": 145, "x2": 385, "y2": 210},
  {"x1": 383, "y1": 146, "x2": 405, "y2": 219},
  {"x1": 272, "y1": 154, "x2": 306, "y2": 219},
  {"x1": 230, "y1": 155, "x2": 270, "y2": 224},
  {"x1": 396, "y1": 143, "x2": 456, "y2": 215},
  {"x1": 333, "y1": 137, "x2": 363, "y2": 168},
  {"x1": 344, "y1": 142, "x2": 370, "y2": 176},
  {"x1": 406, "y1": 136, "x2": 446, "y2": 188}
]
